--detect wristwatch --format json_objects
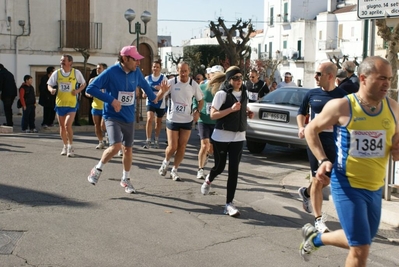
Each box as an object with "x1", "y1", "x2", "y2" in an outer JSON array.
[{"x1": 318, "y1": 158, "x2": 330, "y2": 166}]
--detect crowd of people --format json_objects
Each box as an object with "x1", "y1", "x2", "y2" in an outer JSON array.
[{"x1": 1, "y1": 46, "x2": 395, "y2": 265}]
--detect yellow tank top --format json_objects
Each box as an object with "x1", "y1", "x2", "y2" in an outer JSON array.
[
  {"x1": 56, "y1": 69, "x2": 78, "y2": 108},
  {"x1": 335, "y1": 94, "x2": 396, "y2": 190},
  {"x1": 92, "y1": 96, "x2": 104, "y2": 110}
]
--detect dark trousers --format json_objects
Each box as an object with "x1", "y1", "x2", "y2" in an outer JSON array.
[
  {"x1": 1, "y1": 96, "x2": 15, "y2": 126},
  {"x1": 42, "y1": 106, "x2": 56, "y2": 126},
  {"x1": 208, "y1": 140, "x2": 244, "y2": 204},
  {"x1": 21, "y1": 105, "x2": 36, "y2": 130}
]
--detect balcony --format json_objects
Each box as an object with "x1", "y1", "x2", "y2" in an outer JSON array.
[
  {"x1": 318, "y1": 39, "x2": 338, "y2": 51},
  {"x1": 59, "y1": 20, "x2": 102, "y2": 49}
]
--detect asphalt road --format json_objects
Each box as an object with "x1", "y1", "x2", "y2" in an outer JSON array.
[{"x1": 0, "y1": 129, "x2": 398, "y2": 267}]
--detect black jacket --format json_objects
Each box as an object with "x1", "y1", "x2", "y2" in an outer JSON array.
[
  {"x1": 0, "y1": 67, "x2": 17, "y2": 99},
  {"x1": 19, "y1": 83, "x2": 36, "y2": 106},
  {"x1": 38, "y1": 74, "x2": 56, "y2": 108},
  {"x1": 338, "y1": 78, "x2": 359, "y2": 94},
  {"x1": 215, "y1": 82, "x2": 248, "y2": 132},
  {"x1": 246, "y1": 79, "x2": 269, "y2": 102}
]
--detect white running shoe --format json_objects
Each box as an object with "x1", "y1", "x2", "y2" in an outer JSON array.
[
  {"x1": 170, "y1": 169, "x2": 181, "y2": 181},
  {"x1": 60, "y1": 146, "x2": 67, "y2": 156},
  {"x1": 118, "y1": 150, "x2": 123, "y2": 156},
  {"x1": 197, "y1": 168, "x2": 205, "y2": 179},
  {"x1": 224, "y1": 202, "x2": 240, "y2": 217},
  {"x1": 88, "y1": 166, "x2": 102, "y2": 185},
  {"x1": 158, "y1": 161, "x2": 168, "y2": 176},
  {"x1": 201, "y1": 175, "x2": 211, "y2": 195},
  {"x1": 315, "y1": 216, "x2": 330, "y2": 233},
  {"x1": 67, "y1": 146, "x2": 74, "y2": 157},
  {"x1": 298, "y1": 187, "x2": 312, "y2": 213},
  {"x1": 299, "y1": 223, "x2": 318, "y2": 262},
  {"x1": 120, "y1": 178, "x2": 136, "y2": 194},
  {"x1": 96, "y1": 142, "x2": 105, "y2": 149}
]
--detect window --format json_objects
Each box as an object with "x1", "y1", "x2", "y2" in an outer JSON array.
[
  {"x1": 283, "y1": 2, "x2": 288, "y2": 22},
  {"x1": 283, "y1": 41, "x2": 287, "y2": 49},
  {"x1": 270, "y1": 7, "x2": 274, "y2": 26}
]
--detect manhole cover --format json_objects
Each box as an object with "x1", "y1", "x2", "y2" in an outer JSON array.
[{"x1": 0, "y1": 230, "x2": 24, "y2": 255}]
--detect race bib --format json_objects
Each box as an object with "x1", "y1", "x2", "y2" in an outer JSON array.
[
  {"x1": 349, "y1": 130, "x2": 386, "y2": 158},
  {"x1": 248, "y1": 92, "x2": 258, "y2": 101},
  {"x1": 174, "y1": 102, "x2": 187, "y2": 114},
  {"x1": 206, "y1": 102, "x2": 212, "y2": 115},
  {"x1": 59, "y1": 82, "x2": 72, "y2": 92},
  {"x1": 118, "y1": 91, "x2": 135, "y2": 106}
]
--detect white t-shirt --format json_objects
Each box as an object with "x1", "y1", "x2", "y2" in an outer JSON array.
[
  {"x1": 276, "y1": 81, "x2": 297, "y2": 88},
  {"x1": 145, "y1": 74, "x2": 168, "y2": 109},
  {"x1": 211, "y1": 90, "x2": 246, "y2": 142},
  {"x1": 166, "y1": 78, "x2": 203, "y2": 123},
  {"x1": 47, "y1": 68, "x2": 86, "y2": 87}
]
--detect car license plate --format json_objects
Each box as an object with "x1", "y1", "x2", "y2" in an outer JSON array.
[{"x1": 262, "y1": 112, "x2": 287, "y2": 122}]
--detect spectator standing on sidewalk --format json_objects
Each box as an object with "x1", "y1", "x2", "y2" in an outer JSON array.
[
  {"x1": 19, "y1": 75, "x2": 37, "y2": 133},
  {"x1": 299, "y1": 56, "x2": 399, "y2": 266},
  {"x1": 39, "y1": 66, "x2": 56, "y2": 128},
  {"x1": 200, "y1": 66, "x2": 254, "y2": 217},
  {"x1": 0, "y1": 64, "x2": 18, "y2": 127},
  {"x1": 297, "y1": 62, "x2": 347, "y2": 233},
  {"x1": 47, "y1": 54, "x2": 86, "y2": 157},
  {"x1": 277, "y1": 72, "x2": 297, "y2": 88},
  {"x1": 86, "y1": 46, "x2": 168, "y2": 194}
]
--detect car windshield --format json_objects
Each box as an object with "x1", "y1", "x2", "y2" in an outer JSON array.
[{"x1": 259, "y1": 88, "x2": 306, "y2": 106}]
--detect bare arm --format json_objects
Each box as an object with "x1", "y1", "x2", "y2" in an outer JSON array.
[{"x1": 297, "y1": 114, "x2": 306, "y2": 139}]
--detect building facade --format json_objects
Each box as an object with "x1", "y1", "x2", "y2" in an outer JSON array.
[{"x1": 0, "y1": 0, "x2": 158, "y2": 115}]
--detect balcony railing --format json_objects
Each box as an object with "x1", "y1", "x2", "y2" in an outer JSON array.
[{"x1": 59, "y1": 20, "x2": 102, "y2": 49}]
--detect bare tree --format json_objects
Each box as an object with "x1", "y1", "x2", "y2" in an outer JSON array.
[
  {"x1": 250, "y1": 59, "x2": 282, "y2": 82},
  {"x1": 376, "y1": 19, "x2": 399, "y2": 101},
  {"x1": 209, "y1": 17, "x2": 254, "y2": 66},
  {"x1": 74, "y1": 48, "x2": 90, "y2": 77},
  {"x1": 166, "y1": 52, "x2": 183, "y2": 67}
]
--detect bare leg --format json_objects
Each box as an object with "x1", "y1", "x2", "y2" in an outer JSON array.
[
  {"x1": 64, "y1": 112, "x2": 76, "y2": 145},
  {"x1": 93, "y1": 115, "x2": 103, "y2": 142},
  {"x1": 172, "y1": 129, "x2": 191, "y2": 169}
]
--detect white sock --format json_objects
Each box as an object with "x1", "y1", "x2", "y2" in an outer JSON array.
[
  {"x1": 122, "y1": 170, "x2": 130, "y2": 179},
  {"x1": 67, "y1": 144, "x2": 72, "y2": 149},
  {"x1": 171, "y1": 167, "x2": 177, "y2": 172},
  {"x1": 146, "y1": 138, "x2": 151, "y2": 142},
  {"x1": 96, "y1": 161, "x2": 104, "y2": 170},
  {"x1": 163, "y1": 159, "x2": 170, "y2": 165}
]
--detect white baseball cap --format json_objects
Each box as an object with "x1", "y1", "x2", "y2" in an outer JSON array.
[
  {"x1": 206, "y1": 67, "x2": 212, "y2": 74},
  {"x1": 211, "y1": 65, "x2": 224, "y2": 73}
]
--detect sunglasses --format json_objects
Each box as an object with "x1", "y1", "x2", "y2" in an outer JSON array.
[
  {"x1": 231, "y1": 75, "x2": 243, "y2": 81},
  {"x1": 315, "y1": 72, "x2": 322, "y2": 77},
  {"x1": 250, "y1": 76, "x2": 256, "y2": 78}
]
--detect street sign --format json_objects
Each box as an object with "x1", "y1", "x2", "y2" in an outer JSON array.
[{"x1": 358, "y1": 0, "x2": 399, "y2": 19}]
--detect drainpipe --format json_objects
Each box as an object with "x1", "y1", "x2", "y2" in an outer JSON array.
[{"x1": 14, "y1": 0, "x2": 31, "y2": 82}]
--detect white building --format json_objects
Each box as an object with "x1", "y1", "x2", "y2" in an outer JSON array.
[{"x1": 0, "y1": 0, "x2": 158, "y2": 116}]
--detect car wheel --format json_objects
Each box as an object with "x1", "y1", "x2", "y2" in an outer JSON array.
[{"x1": 246, "y1": 140, "x2": 266, "y2": 153}]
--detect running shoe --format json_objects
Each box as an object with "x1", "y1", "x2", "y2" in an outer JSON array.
[
  {"x1": 224, "y1": 202, "x2": 240, "y2": 217},
  {"x1": 96, "y1": 142, "x2": 105, "y2": 149},
  {"x1": 299, "y1": 223, "x2": 318, "y2": 261},
  {"x1": 158, "y1": 161, "x2": 168, "y2": 176},
  {"x1": 60, "y1": 146, "x2": 67, "y2": 156},
  {"x1": 88, "y1": 166, "x2": 102, "y2": 185},
  {"x1": 315, "y1": 215, "x2": 330, "y2": 233},
  {"x1": 197, "y1": 168, "x2": 205, "y2": 179},
  {"x1": 298, "y1": 186, "x2": 312, "y2": 213},
  {"x1": 120, "y1": 178, "x2": 136, "y2": 194},
  {"x1": 67, "y1": 146, "x2": 74, "y2": 157},
  {"x1": 201, "y1": 175, "x2": 211, "y2": 195},
  {"x1": 118, "y1": 150, "x2": 123, "y2": 156},
  {"x1": 153, "y1": 140, "x2": 159, "y2": 149},
  {"x1": 32, "y1": 129, "x2": 38, "y2": 133},
  {"x1": 170, "y1": 169, "x2": 181, "y2": 181},
  {"x1": 143, "y1": 140, "x2": 151, "y2": 149}
]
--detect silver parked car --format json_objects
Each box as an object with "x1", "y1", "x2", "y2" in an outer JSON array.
[{"x1": 246, "y1": 87, "x2": 311, "y2": 153}]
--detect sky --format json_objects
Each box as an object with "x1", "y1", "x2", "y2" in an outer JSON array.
[{"x1": 158, "y1": 0, "x2": 265, "y2": 46}]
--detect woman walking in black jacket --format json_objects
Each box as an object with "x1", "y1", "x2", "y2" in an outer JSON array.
[{"x1": 200, "y1": 66, "x2": 254, "y2": 217}]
